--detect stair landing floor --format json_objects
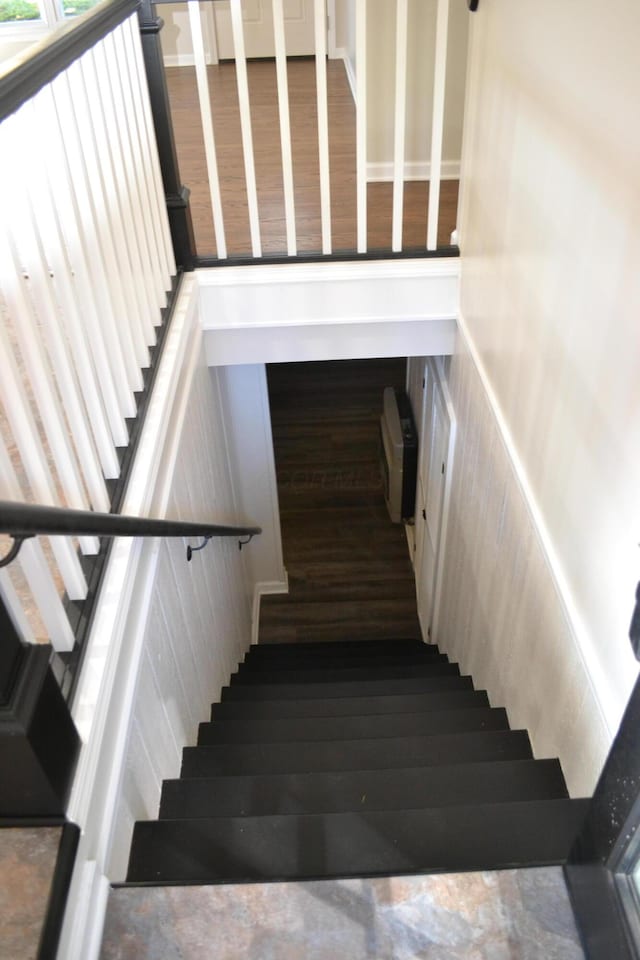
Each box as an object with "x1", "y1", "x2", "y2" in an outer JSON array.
[{"x1": 101, "y1": 867, "x2": 584, "y2": 960}]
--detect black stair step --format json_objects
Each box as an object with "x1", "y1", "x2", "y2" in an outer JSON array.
[
  {"x1": 197, "y1": 707, "x2": 509, "y2": 745},
  {"x1": 181, "y1": 729, "x2": 532, "y2": 778},
  {"x1": 222, "y1": 675, "x2": 471, "y2": 701},
  {"x1": 253, "y1": 639, "x2": 426, "y2": 655},
  {"x1": 159, "y1": 759, "x2": 569, "y2": 819},
  {"x1": 127, "y1": 797, "x2": 589, "y2": 884},
  {"x1": 211, "y1": 688, "x2": 490, "y2": 721},
  {"x1": 230, "y1": 662, "x2": 460, "y2": 686},
  {"x1": 241, "y1": 650, "x2": 448, "y2": 672}
]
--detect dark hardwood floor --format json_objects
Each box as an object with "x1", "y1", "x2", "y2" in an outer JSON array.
[
  {"x1": 259, "y1": 359, "x2": 421, "y2": 645},
  {"x1": 165, "y1": 59, "x2": 459, "y2": 258}
]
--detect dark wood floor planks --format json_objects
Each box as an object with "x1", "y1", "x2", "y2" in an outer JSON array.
[
  {"x1": 260, "y1": 359, "x2": 422, "y2": 645},
  {"x1": 164, "y1": 59, "x2": 459, "y2": 258}
]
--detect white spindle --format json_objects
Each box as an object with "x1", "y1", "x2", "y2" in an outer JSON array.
[
  {"x1": 0, "y1": 228, "x2": 99, "y2": 556},
  {"x1": 427, "y1": 0, "x2": 450, "y2": 251},
  {"x1": 3, "y1": 118, "x2": 109, "y2": 516},
  {"x1": 46, "y1": 80, "x2": 137, "y2": 417},
  {"x1": 272, "y1": 0, "x2": 297, "y2": 257},
  {"x1": 0, "y1": 320, "x2": 87, "y2": 601},
  {"x1": 229, "y1": 0, "x2": 262, "y2": 258},
  {"x1": 0, "y1": 439, "x2": 77, "y2": 651},
  {"x1": 125, "y1": 16, "x2": 175, "y2": 282},
  {"x1": 54, "y1": 71, "x2": 143, "y2": 396},
  {"x1": 32, "y1": 91, "x2": 130, "y2": 448},
  {"x1": 109, "y1": 30, "x2": 166, "y2": 316},
  {"x1": 188, "y1": 0, "x2": 227, "y2": 259},
  {"x1": 13, "y1": 108, "x2": 120, "y2": 481},
  {"x1": 356, "y1": 0, "x2": 367, "y2": 253},
  {"x1": 392, "y1": 0, "x2": 408, "y2": 253},
  {"x1": 75, "y1": 55, "x2": 153, "y2": 367},
  {"x1": 314, "y1": 0, "x2": 332, "y2": 254}
]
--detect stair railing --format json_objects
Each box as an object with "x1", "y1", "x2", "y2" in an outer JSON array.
[{"x1": 0, "y1": 500, "x2": 261, "y2": 568}]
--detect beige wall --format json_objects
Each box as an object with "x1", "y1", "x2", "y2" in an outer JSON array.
[{"x1": 450, "y1": 0, "x2": 640, "y2": 777}]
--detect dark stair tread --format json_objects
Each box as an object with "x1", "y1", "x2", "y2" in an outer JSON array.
[
  {"x1": 197, "y1": 707, "x2": 509, "y2": 745},
  {"x1": 127, "y1": 798, "x2": 589, "y2": 884},
  {"x1": 211, "y1": 688, "x2": 491, "y2": 721},
  {"x1": 241, "y1": 651, "x2": 448, "y2": 671},
  {"x1": 221, "y1": 675, "x2": 474, "y2": 701},
  {"x1": 159, "y1": 759, "x2": 570, "y2": 819},
  {"x1": 230, "y1": 662, "x2": 460, "y2": 685},
  {"x1": 181, "y1": 729, "x2": 533, "y2": 777}
]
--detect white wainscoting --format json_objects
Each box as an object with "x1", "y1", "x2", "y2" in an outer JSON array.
[
  {"x1": 436, "y1": 329, "x2": 611, "y2": 799},
  {"x1": 58, "y1": 277, "x2": 254, "y2": 958}
]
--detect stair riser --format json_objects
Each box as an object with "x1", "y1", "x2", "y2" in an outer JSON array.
[
  {"x1": 211, "y1": 689, "x2": 490, "y2": 721},
  {"x1": 159, "y1": 759, "x2": 569, "y2": 819},
  {"x1": 241, "y1": 652, "x2": 448, "y2": 671},
  {"x1": 197, "y1": 708, "x2": 509, "y2": 745},
  {"x1": 181, "y1": 730, "x2": 533, "y2": 778},
  {"x1": 230, "y1": 663, "x2": 460, "y2": 685},
  {"x1": 221, "y1": 676, "x2": 474, "y2": 701}
]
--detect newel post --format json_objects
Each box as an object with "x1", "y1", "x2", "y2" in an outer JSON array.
[
  {"x1": 0, "y1": 600, "x2": 80, "y2": 816},
  {"x1": 137, "y1": 0, "x2": 197, "y2": 271}
]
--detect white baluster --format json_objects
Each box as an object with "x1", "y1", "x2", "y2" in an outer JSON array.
[
  {"x1": 356, "y1": 0, "x2": 367, "y2": 254},
  {"x1": 125, "y1": 16, "x2": 176, "y2": 282},
  {"x1": 0, "y1": 438, "x2": 77, "y2": 651},
  {"x1": 314, "y1": 0, "x2": 332, "y2": 254},
  {"x1": 72, "y1": 54, "x2": 150, "y2": 368},
  {"x1": 13, "y1": 108, "x2": 120, "y2": 481},
  {"x1": 427, "y1": 0, "x2": 450, "y2": 251},
  {"x1": 392, "y1": 0, "x2": 408, "y2": 253},
  {"x1": 272, "y1": 0, "x2": 297, "y2": 257},
  {"x1": 188, "y1": 0, "x2": 227, "y2": 259},
  {"x1": 30, "y1": 90, "x2": 130, "y2": 447},
  {"x1": 230, "y1": 0, "x2": 262, "y2": 258}
]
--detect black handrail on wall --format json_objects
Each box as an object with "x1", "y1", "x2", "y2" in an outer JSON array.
[{"x1": 0, "y1": 500, "x2": 261, "y2": 568}]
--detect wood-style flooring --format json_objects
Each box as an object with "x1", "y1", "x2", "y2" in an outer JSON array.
[
  {"x1": 259, "y1": 359, "x2": 421, "y2": 645},
  {"x1": 165, "y1": 59, "x2": 459, "y2": 258}
]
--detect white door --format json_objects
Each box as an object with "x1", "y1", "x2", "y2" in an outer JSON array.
[
  {"x1": 415, "y1": 360, "x2": 455, "y2": 642},
  {"x1": 213, "y1": 0, "x2": 316, "y2": 60}
]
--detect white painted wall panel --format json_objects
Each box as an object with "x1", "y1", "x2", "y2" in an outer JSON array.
[
  {"x1": 108, "y1": 353, "x2": 252, "y2": 880},
  {"x1": 457, "y1": 1, "x2": 640, "y2": 756},
  {"x1": 437, "y1": 334, "x2": 611, "y2": 798}
]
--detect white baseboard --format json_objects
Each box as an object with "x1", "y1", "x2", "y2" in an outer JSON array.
[
  {"x1": 333, "y1": 47, "x2": 357, "y2": 104},
  {"x1": 251, "y1": 573, "x2": 289, "y2": 645},
  {"x1": 367, "y1": 160, "x2": 461, "y2": 183},
  {"x1": 163, "y1": 53, "x2": 214, "y2": 68}
]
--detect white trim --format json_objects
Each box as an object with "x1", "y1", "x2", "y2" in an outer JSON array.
[
  {"x1": 367, "y1": 160, "x2": 461, "y2": 182},
  {"x1": 429, "y1": 356, "x2": 456, "y2": 642},
  {"x1": 251, "y1": 574, "x2": 289, "y2": 646},
  {"x1": 162, "y1": 53, "x2": 215, "y2": 67},
  {"x1": 336, "y1": 47, "x2": 357, "y2": 103},
  {"x1": 456, "y1": 311, "x2": 614, "y2": 740},
  {"x1": 196, "y1": 256, "x2": 460, "y2": 287}
]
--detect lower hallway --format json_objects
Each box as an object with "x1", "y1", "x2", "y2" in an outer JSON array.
[{"x1": 259, "y1": 358, "x2": 421, "y2": 644}]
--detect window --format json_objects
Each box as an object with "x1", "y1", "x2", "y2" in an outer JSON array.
[{"x1": 0, "y1": 0, "x2": 100, "y2": 32}]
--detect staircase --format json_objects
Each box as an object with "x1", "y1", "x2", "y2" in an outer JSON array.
[{"x1": 126, "y1": 638, "x2": 588, "y2": 884}]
